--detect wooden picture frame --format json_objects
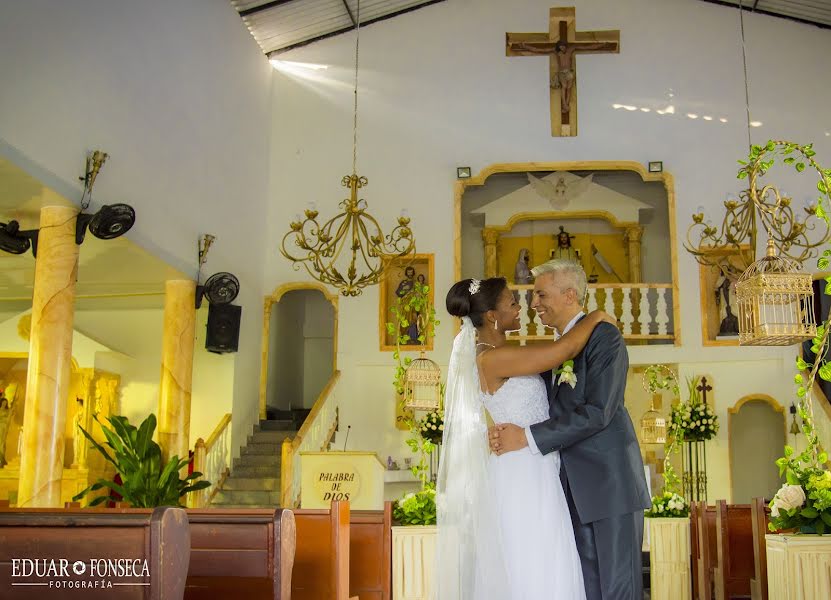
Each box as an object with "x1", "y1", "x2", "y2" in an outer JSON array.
[
  {"x1": 698, "y1": 245, "x2": 754, "y2": 346},
  {"x1": 378, "y1": 253, "x2": 435, "y2": 352}
]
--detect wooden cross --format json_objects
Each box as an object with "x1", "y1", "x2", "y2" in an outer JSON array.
[
  {"x1": 506, "y1": 7, "x2": 620, "y2": 137},
  {"x1": 696, "y1": 377, "x2": 713, "y2": 404}
]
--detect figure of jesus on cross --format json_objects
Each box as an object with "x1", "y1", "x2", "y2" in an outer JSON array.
[{"x1": 507, "y1": 8, "x2": 620, "y2": 137}]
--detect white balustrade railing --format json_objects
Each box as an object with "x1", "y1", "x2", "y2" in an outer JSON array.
[
  {"x1": 508, "y1": 283, "x2": 676, "y2": 343},
  {"x1": 190, "y1": 413, "x2": 231, "y2": 508},
  {"x1": 281, "y1": 371, "x2": 341, "y2": 508}
]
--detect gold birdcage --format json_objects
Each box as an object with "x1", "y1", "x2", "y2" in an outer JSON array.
[
  {"x1": 736, "y1": 240, "x2": 816, "y2": 346},
  {"x1": 640, "y1": 393, "x2": 667, "y2": 445},
  {"x1": 403, "y1": 353, "x2": 442, "y2": 410}
]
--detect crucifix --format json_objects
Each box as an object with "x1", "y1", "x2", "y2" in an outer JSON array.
[
  {"x1": 696, "y1": 377, "x2": 713, "y2": 405},
  {"x1": 506, "y1": 7, "x2": 620, "y2": 137}
]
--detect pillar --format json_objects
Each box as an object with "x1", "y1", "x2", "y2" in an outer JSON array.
[
  {"x1": 625, "y1": 226, "x2": 644, "y2": 283},
  {"x1": 18, "y1": 206, "x2": 79, "y2": 507},
  {"x1": 482, "y1": 228, "x2": 501, "y2": 278},
  {"x1": 157, "y1": 280, "x2": 197, "y2": 466}
]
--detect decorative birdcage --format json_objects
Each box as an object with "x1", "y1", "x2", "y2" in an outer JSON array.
[
  {"x1": 735, "y1": 240, "x2": 816, "y2": 346},
  {"x1": 640, "y1": 394, "x2": 667, "y2": 445},
  {"x1": 403, "y1": 353, "x2": 442, "y2": 410}
]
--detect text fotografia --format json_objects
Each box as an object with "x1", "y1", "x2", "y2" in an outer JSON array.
[{"x1": 12, "y1": 558, "x2": 150, "y2": 589}]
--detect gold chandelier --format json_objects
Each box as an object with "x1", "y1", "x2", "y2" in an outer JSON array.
[{"x1": 279, "y1": 0, "x2": 415, "y2": 297}]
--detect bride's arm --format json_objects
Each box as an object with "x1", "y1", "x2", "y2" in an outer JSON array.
[{"x1": 480, "y1": 310, "x2": 616, "y2": 378}]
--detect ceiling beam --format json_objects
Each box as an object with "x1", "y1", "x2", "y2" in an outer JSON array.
[
  {"x1": 695, "y1": 0, "x2": 830, "y2": 30},
  {"x1": 238, "y1": 0, "x2": 299, "y2": 19},
  {"x1": 267, "y1": 0, "x2": 448, "y2": 56},
  {"x1": 340, "y1": 0, "x2": 356, "y2": 27}
]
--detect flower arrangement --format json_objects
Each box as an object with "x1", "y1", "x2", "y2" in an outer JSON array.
[
  {"x1": 669, "y1": 376, "x2": 719, "y2": 442},
  {"x1": 555, "y1": 360, "x2": 577, "y2": 388},
  {"x1": 392, "y1": 484, "x2": 437, "y2": 526},
  {"x1": 646, "y1": 491, "x2": 690, "y2": 518},
  {"x1": 418, "y1": 409, "x2": 444, "y2": 445}
]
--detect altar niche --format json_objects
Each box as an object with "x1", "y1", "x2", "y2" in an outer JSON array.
[{"x1": 456, "y1": 162, "x2": 680, "y2": 345}]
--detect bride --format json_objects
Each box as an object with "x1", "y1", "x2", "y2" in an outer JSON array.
[{"x1": 436, "y1": 276, "x2": 613, "y2": 600}]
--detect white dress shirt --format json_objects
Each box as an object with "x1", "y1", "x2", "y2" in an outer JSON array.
[{"x1": 525, "y1": 311, "x2": 585, "y2": 454}]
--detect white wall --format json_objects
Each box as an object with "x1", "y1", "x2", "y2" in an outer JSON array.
[
  {"x1": 266, "y1": 0, "x2": 831, "y2": 466},
  {"x1": 0, "y1": 0, "x2": 273, "y2": 458}
]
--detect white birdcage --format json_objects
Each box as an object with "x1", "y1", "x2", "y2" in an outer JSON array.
[
  {"x1": 736, "y1": 240, "x2": 816, "y2": 346},
  {"x1": 403, "y1": 353, "x2": 442, "y2": 410}
]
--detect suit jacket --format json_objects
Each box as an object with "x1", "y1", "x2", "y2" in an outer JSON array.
[{"x1": 531, "y1": 320, "x2": 650, "y2": 524}]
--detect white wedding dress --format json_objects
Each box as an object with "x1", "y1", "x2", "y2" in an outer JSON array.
[{"x1": 480, "y1": 374, "x2": 586, "y2": 600}]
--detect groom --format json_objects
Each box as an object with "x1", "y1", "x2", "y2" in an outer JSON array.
[{"x1": 488, "y1": 259, "x2": 650, "y2": 600}]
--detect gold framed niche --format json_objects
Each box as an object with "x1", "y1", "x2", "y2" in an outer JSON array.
[
  {"x1": 378, "y1": 253, "x2": 435, "y2": 352},
  {"x1": 454, "y1": 161, "x2": 681, "y2": 345},
  {"x1": 697, "y1": 246, "x2": 754, "y2": 346}
]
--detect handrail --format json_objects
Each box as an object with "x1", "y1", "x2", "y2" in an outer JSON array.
[
  {"x1": 281, "y1": 370, "x2": 341, "y2": 507},
  {"x1": 511, "y1": 282, "x2": 673, "y2": 290},
  {"x1": 189, "y1": 412, "x2": 232, "y2": 508}
]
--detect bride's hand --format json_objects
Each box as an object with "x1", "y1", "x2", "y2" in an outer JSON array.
[{"x1": 588, "y1": 310, "x2": 617, "y2": 327}]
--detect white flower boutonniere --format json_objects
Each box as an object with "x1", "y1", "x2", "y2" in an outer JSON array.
[{"x1": 556, "y1": 360, "x2": 577, "y2": 389}]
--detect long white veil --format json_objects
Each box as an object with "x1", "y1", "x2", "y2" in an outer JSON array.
[{"x1": 434, "y1": 317, "x2": 509, "y2": 600}]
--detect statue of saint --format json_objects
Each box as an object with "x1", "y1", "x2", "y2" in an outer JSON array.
[
  {"x1": 715, "y1": 268, "x2": 740, "y2": 336},
  {"x1": 550, "y1": 226, "x2": 580, "y2": 262},
  {"x1": 0, "y1": 392, "x2": 14, "y2": 468}
]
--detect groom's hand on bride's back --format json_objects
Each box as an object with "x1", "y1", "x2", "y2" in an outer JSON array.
[{"x1": 488, "y1": 424, "x2": 528, "y2": 456}]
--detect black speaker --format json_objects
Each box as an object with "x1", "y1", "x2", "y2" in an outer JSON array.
[{"x1": 206, "y1": 303, "x2": 241, "y2": 354}]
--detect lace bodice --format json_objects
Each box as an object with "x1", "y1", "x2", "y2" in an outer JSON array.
[{"x1": 481, "y1": 375, "x2": 550, "y2": 428}]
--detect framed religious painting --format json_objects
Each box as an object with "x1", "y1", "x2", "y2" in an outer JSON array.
[{"x1": 379, "y1": 253, "x2": 435, "y2": 352}]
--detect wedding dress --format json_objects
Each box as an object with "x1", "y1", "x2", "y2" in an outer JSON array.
[
  {"x1": 480, "y1": 374, "x2": 586, "y2": 600},
  {"x1": 435, "y1": 318, "x2": 585, "y2": 600}
]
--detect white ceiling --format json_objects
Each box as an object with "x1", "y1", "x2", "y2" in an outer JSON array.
[
  {"x1": 697, "y1": 0, "x2": 831, "y2": 28},
  {"x1": 0, "y1": 158, "x2": 185, "y2": 309}
]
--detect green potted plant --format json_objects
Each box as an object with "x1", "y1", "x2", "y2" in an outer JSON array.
[{"x1": 73, "y1": 413, "x2": 210, "y2": 507}]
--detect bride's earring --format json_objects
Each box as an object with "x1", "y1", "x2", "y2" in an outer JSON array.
[{"x1": 494, "y1": 319, "x2": 499, "y2": 330}]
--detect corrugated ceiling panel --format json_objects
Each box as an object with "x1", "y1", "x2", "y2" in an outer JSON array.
[
  {"x1": 243, "y1": 0, "x2": 351, "y2": 51},
  {"x1": 759, "y1": 0, "x2": 831, "y2": 24},
  {"x1": 343, "y1": 0, "x2": 438, "y2": 22}
]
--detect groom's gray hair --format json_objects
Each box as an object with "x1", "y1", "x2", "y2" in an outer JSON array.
[{"x1": 531, "y1": 259, "x2": 588, "y2": 300}]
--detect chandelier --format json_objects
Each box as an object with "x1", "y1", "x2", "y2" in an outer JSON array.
[{"x1": 279, "y1": 0, "x2": 415, "y2": 297}]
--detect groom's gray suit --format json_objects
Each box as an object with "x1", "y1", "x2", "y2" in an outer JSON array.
[{"x1": 532, "y1": 319, "x2": 650, "y2": 600}]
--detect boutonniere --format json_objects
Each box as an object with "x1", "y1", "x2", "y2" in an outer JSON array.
[{"x1": 555, "y1": 360, "x2": 577, "y2": 389}]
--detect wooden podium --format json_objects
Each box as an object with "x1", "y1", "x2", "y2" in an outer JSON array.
[{"x1": 299, "y1": 451, "x2": 385, "y2": 510}]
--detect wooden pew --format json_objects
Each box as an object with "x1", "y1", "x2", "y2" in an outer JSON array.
[
  {"x1": 349, "y1": 502, "x2": 392, "y2": 600},
  {"x1": 714, "y1": 500, "x2": 753, "y2": 600},
  {"x1": 693, "y1": 501, "x2": 717, "y2": 600},
  {"x1": 293, "y1": 500, "x2": 351, "y2": 600},
  {"x1": 184, "y1": 508, "x2": 295, "y2": 600},
  {"x1": 750, "y1": 498, "x2": 772, "y2": 600},
  {"x1": 0, "y1": 506, "x2": 190, "y2": 600}
]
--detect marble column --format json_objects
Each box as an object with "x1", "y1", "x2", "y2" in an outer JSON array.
[
  {"x1": 482, "y1": 228, "x2": 501, "y2": 278},
  {"x1": 157, "y1": 280, "x2": 197, "y2": 466},
  {"x1": 18, "y1": 206, "x2": 79, "y2": 507}
]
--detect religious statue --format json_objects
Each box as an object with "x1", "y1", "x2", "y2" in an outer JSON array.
[
  {"x1": 395, "y1": 266, "x2": 420, "y2": 344},
  {"x1": 514, "y1": 249, "x2": 533, "y2": 306},
  {"x1": 715, "y1": 268, "x2": 740, "y2": 336},
  {"x1": 72, "y1": 397, "x2": 86, "y2": 468},
  {"x1": 0, "y1": 391, "x2": 15, "y2": 468},
  {"x1": 550, "y1": 226, "x2": 580, "y2": 262}
]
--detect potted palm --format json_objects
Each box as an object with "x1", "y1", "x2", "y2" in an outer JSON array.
[{"x1": 73, "y1": 413, "x2": 210, "y2": 507}]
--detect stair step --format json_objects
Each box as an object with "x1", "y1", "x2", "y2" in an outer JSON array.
[
  {"x1": 212, "y1": 490, "x2": 281, "y2": 505},
  {"x1": 241, "y1": 442, "x2": 282, "y2": 456},
  {"x1": 249, "y1": 430, "x2": 294, "y2": 444},
  {"x1": 222, "y1": 477, "x2": 280, "y2": 491},
  {"x1": 258, "y1": 419, "x2": 295, "y2": 431},
  {"x1": 231, "y1": 465, "x2": 281, "y2": 478},
  {"x1": 234, "y1": 454, "x2": 281, "y2": 468}
]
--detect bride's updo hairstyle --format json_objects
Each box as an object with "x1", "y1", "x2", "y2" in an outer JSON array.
[{"x1": 446, "y1": 277, "x2": 507, "y2": 328}]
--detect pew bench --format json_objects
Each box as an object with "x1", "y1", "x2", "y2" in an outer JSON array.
[
  {"x1": 184, "y1": 508, "x2": 295, "y2": 600},
  {"x1": 349, "y1": 502, "x2": 392, "y2": 600},
  {"x1": 0, "y1": 506, "x2": 190, "y2": 600},
  {"x1": 714, "y1": 501, "x2": 753, "y2": 600}
]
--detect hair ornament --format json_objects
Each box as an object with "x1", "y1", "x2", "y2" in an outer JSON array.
[{"x1": 469, "y1": 279, "x2": 481, "y2": 295}]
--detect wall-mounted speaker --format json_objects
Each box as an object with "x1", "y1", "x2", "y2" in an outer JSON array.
[{"x1": 206, "y1": 303, "x2": 241, "y2": 354}]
